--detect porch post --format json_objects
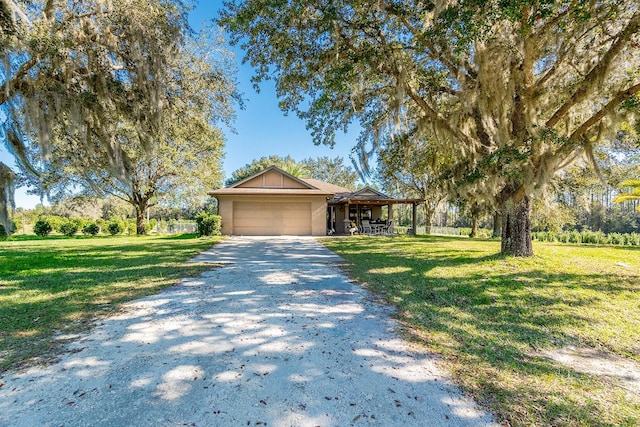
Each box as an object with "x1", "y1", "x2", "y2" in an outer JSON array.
[{"x1": 412, "y1": 202, "x2": 417, "y2": 235}]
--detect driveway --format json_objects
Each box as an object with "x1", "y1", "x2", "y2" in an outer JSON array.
[{"x1": 0, "y1": 236, "x2": 497, "y2": 426}]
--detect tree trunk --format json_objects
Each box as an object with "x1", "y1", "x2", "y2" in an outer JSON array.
[
  {"x1": 501, "y1": 192, "x2": 533, "y2": 256},
  {"x1": 469, "y1": 214, "x2": 478, "y2": 238},
  {"x1": 492, "y1": 211, "x2": 502, "y2": 238},
  {"x1": 424, "y1": 205, "x2": 436, "y2": 235},
  {"x1": 135, "y1": 204, "x2": 147, "y2": 235}
]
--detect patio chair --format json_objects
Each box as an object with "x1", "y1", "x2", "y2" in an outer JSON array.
[
  {"x1": 361, "y1": 219, "x2": 372, "y2": 234},
  {"x1": 385, "y1": 220, "x2": 394, "y2": 235}
]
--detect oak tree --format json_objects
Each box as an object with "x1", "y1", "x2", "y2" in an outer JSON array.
[{"x1": 220, "y1": 0, "x2": 640, "y2": 256}]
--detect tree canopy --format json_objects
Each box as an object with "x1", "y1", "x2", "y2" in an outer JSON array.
[
  {"x1": 18, "y1": 28, "x2": 239, "y2": 234},
  {"x1": 0, "y1": 0, "x2": 193, "y2": 232},
  {"x1": 220, "y1": 0, "x2": 640, "y2": 256}
]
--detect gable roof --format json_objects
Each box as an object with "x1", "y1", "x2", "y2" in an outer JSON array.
[
  {"x1": 227, "y1": 165, "x2": 316, "y2": 189},
  {"x1": 209, "y1": 166, "x2": 336, "y2": 196}
]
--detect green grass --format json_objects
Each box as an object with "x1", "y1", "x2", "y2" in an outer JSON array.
[
  {"x1": 322, "y1": 235, "x2": 640, "y2": 427},
  {"x1": 0, "y1": 234, "x2": 223, "y2": 371}
]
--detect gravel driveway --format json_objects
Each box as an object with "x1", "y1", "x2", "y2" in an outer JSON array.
[{"x1": 0, "y1": 236, "x2": 497, "y2": 427}]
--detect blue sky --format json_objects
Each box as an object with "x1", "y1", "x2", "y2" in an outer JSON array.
[{"x1": 0, "y1": 1, "x2": 359, "y2": 209}]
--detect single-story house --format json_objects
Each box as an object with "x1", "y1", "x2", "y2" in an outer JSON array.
[{"x1": 209, "y1": 166, "x2": 421, "y2": 236}]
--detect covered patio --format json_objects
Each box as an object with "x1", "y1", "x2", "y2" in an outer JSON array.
[{"x1": 327, "y1": 187, "x2": 423, "y2": 235}]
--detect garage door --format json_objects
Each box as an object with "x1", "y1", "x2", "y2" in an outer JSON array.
[{"x1": 233, "y1": 202, "x2": 312, "y2": 235}]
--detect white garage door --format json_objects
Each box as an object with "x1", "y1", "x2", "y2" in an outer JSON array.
[{"x1": 233, "y1": 202, "x2": 312, "y2": 235}]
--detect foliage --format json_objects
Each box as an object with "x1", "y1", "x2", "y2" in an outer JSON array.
[
  {"x1": 33, "y1": 218, "x2": 52, "y2": 237},
  {"x1": 302, "y1": 156, "x2": 359, "y2": 190},
  {"x1": 195, "y1": 212, "x2": 222, "y2": 236},
  {"x1": 17, "y1": 27, "x2": 239, "y2": 236},
  {"x1": 533, "y1": 230, "x2": 640, "y2": 246},
  {"x1": 0, "y1": 235, "x2": 222, "y2": 371},
  {"x1": 107, "y1": 220, "x2": 124, "y2": 236},
  {"x1": 59, "y1": 221, "x2": 79, "y2": 237},
  {"x1": 82, "y1": 222, "x2": 100, "y2": 236},
  {"x1": 322, "y1": 236, "x2": 640, "y2": 426},
  {"x1": 614, "y1": 180, "x2": 640, "y2": 212},
  {"x1": 377, "y1": 133, "x2": 451, "y2": 233},
  {"x1": 225, "y1": 155, "x2": 359, "y2": 189},
  {"x1": 1, "y1": 0, "x2": 192, "y2": 216},
  {"x1": 220, "y1": 1, "x2": 640, "y2": 256},
  {"x1": 225, "y1": 155, "x2": 308, "y2": 186},
  {"x1": 0, "y1": 223, "x2": 6, "y2": 240}
]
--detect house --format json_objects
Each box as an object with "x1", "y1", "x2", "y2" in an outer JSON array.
[{"x1": 209, "y1": 166, "x2": 421, "y2": 236}]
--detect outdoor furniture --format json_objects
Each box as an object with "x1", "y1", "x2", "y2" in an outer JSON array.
[
  {"x1": 371, "y1": 222, "x2": 386, "y2": 235},
  {"x1": 361, "y1": 219, "x2": 372, "y2": 234},
  {"x1": 385, "y1": 220, "x2": 394, "y2": 235}
]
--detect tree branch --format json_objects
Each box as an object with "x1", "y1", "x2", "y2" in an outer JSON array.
[
  {"x1": 568, "y1": 81, "x2": 640, "y2": 142},
  {"x1": 546, "y1": 12, "x2": 640, "y2": 128}
]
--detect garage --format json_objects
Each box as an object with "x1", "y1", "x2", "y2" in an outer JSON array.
[
  {"x1": 232, "y1": 201, "x2": 311, "y2": 235},
  {"x1": 209, "y1": 166, "x2": 342, "y2": 236}
]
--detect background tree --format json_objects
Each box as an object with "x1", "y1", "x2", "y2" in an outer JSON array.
[
  {"x1": 1, "y1": 0, "x2": 191, "y2": 233},
  {"x1": 225, "y1": 155, "x2": 307, "y2": 186},
  {"x1": 20, "y1": 29, "x2": 238, "y2": 234},
  {"x1": 302, "y1": 156, "x2": 359, "y2": 190},
  {"x1": 377, "y1": 132, "x2": 449, "y2": 234},
  {"x1": 614, "y1": 180, "x2": 640, "y2": 212},
  {"x1": 221, "y1": 0, "x2": 640, "y2": 256},
  {"x1": 225, "y1": 155, "x2": 358, "y2": 189}
]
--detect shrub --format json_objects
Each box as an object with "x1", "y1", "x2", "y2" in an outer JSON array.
[
  {"x1": 48, "y1": 215, "x2": 66, "y2": 233},
  {"x1": 195, "y1": 212, "x2": 221, "y2": 236},
  {"x1": 628, "y1": 233, "x2": 640, "y2": 246},
  {"x1": 608, "y1": 232, "x2": 625, "y2": 245},
  {"x1": 34, "y1": 218, "x2": 53, "y2": 237},
  {"x1": 0, "y1": 224, "x2": 6, "y2": 240},
  {"x1": 59, "y1": 221, "x2": 79, "y2": 236},
  {"x1": 125, "y1": 219, "x2": 137, "y2": 235},
  {"x1": 581, "y1": 230, "x2": 607, "y2": 245},
  {"x1": 82, "y1": 222, "x2": 100, "y2": 236},
  {"x1": 107, "y1": 220, "x2": 124, "y2": 235}
]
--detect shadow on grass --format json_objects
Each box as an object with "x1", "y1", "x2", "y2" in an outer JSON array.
[
  {"x1": 323, "y1": 235, "x2": 640, "y2": 426},
  {"x1": 0, "y1": 236, "x2": 221, "y2": 371}
]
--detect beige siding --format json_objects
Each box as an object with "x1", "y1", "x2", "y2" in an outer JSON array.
[{"x1": 237, "y1": 171, "x2": 308, "y2": 189}]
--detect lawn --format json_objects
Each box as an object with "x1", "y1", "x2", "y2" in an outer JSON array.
[
  {"x1": 322, "y1": 235, "x2": 640, "y2": 427},
  {"x1": 0, "y1": 234, "x2": 222, "y2": 372}
]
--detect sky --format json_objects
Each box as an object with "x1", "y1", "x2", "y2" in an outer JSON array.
[{"x1": 0, "y1": 1, "x2": 359, "y2": 209}]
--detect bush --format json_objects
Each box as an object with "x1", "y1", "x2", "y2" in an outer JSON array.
[
  {"x1": 0, "y1": 224, "x2": 6, "y2": 240},
  {"x1": 125, "y1": 219, "x2": 137, "y2": 235},
  {"x1": 59, "y1": 221, "x2": 79, "y2": 236},
  {"x1": 608, "y1": 232, "x2": 625, "y2": 245},
  {"x1": 47, "y1": 215, "x2": 66, "y2": 233},
  {"x1": 107, "y1": 220, "x2": 124, "y2": 235},
  {"x1": 628, "y1": 233, "x2": 640, "y2": 246},
  {"x1": 34, "y1": 218, "x2": 53, "y2": 237},
  {"x1": 82, "y1": 222, "x2": 100, "y2": 236},
  {"x1": 195, "y1": 212, "x2": 221, "y2": 236}
]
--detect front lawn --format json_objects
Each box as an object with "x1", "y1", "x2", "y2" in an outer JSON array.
[
  {"x1": 322, "y1": 235, "x2": 640, "y2": 427},
  {"x1": 0, "y1": 234, "x2": 222, "y2": 372}
]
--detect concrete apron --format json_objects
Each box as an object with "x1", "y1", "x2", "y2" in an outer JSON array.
[{"x1": 0, "y1": 236, "x2": 497, "y2": 427}]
